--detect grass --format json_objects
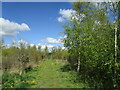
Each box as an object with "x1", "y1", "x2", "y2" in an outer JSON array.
[
  {"x1": 2, "y1": 59, "x2": 88, "y2": 88},
  {"x1": 0, "y1": 73, "x2": 2, "y2": 89}
]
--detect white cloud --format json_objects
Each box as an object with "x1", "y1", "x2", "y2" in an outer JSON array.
[
  {"x1": 2, "y1": 44, "x2": 10, "y2": 48},
  {"x1": 57, "y1": 9, "x2": 76, "y2": 22},
  {"x1": 59, "y1": 35, "x2": 67, "y2": 39},
  {"x1": 12, "y1": 39, "x2": 29, "y2": 48},
  {"x1": 0, "y1": 18, "x2": 30, "y2": 36},
  {"x1": 41, "y1": 44, "x2": 54, "y2": 49},
  {"x1": 30, "y1": 44, "x2": 35, "y2": 47},
  {"x1": 57, "y1": 17, "x2": 64, "y2": 22},
  {"x1": 3, "y1": 39, "x2": 66, "y2": 51},
  {"x1": 57, "y1": 9, "x2": 85, "y2": 23},
  {"x1": 35, "y1": 43, "x2": 54, "y2": 52},
  {"x1": 18, "y1": 39, "x2": 28, "y2": 45},
  {"x1": 42, "y1": 36, "x2": 67, "y2": 44},
  {"x1": 10, "y1": 40, "x2": 54, "y2": 50},
  {"x1": 42, "y1": 37, "x2": 62, "y2": 44}
]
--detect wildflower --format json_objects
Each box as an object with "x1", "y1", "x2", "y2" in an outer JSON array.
[{"x1": 32, "y1": 80, "x2": 35, "y2": 83}]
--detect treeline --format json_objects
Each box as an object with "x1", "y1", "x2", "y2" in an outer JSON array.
[
  {"x1": 63, "y1": 2, "x2": 120, "y2": 88},
  {"x1": 1, "y1": 40, "x2": 68, "y2": 74}
]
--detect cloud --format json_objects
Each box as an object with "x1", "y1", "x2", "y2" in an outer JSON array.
[
  {"x1": 11, "y1": 39, "x2": 29, "y2": 48},
  {"x1": 0, "y1": 18, "x2": 30, "y2": 36},
  {"x1": 57, "y1": 9, "x2": 85, "y2": 23},
  {"x1": 18, "y1": 39, "x2": 28, "y2": 45},
  {"x1": 41, "y1": 36, "x2": 67, "y2": 44},
  {"x1": 2, "y1": 44, "x2": 10, "y2": 49},
  {"x1": 42, "y1": 37, "x2": 62, "y2": 44},
  {"x1": 57, "y1": 9, "x2": 76, "y2": 22},
  {"x1": 10, "y1": 40, "x2": 54, "y2": 50},
  {"x1": 3, "y1": 39, "x2": 66, "y2": 52},
  {"x1": 30, "y1": 43, "x2": 53, "y2": 50},
  {"x1": 57, "y1": 17, "x2": 64, "y2": 22},
  {"x1": 40, "y1": 44, "x2": 54, "y2": 49},
  {"x1": 29, "y1": 43, "x2": 54, "y2": 51},
  {"x1": 30, "y1": 44, "x2": 35, "y2": 47}
]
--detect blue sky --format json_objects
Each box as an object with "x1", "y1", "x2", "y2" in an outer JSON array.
[
  {"x1": 2, "y1": 2, "x2": 72, "y2": 48},
  {"x1": 1, "y1": 2, "x2": 115, "y2": 49},
  {"x1": 0, "y1": 2, "x2": 1, "y2": 18}
]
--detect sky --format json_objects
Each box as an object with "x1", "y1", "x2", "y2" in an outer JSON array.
[
  {"x1": 1, "y1": 2, "x2": 73, "y2": 49},
  {"x1": 1, "y1": 2, "x2": 116, "y2": 49}
]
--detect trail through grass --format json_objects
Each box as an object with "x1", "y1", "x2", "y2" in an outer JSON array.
[
  {"x1": 25, "y1": 59, "x2": 88, "y2": 88},
  {"x1": 2, "y1": 59, "x2": 88, "y2": 88}
]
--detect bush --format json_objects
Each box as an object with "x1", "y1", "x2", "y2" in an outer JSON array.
[{"x1": 2, "y1": 72, "x2": 36, "y2": 88}]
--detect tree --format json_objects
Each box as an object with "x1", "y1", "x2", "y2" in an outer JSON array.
[
  {"x1": 103, "y1": 2, "x2": 120, "y2": 88},
  {"x1": 63, "y1": 2, "x2": 117, "y2": 88},
  {"x1": 42, "y1": 46, "x2": 49, "y2": 59}
]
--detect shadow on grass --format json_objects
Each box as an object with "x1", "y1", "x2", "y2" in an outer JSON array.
[
  {"x1": 75, "y1": 68, "x2": 116, "y2": 89},
  {"x1": 59, "y1": 64, "x2": 120, "y2": 88},
  {"x1": 59, "y1": 64, "x2": 72, "y2": 72}
]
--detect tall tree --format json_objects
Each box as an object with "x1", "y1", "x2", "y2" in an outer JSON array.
[{"x1": 63, "y1": 2, "x2": 117, "y2": 88}]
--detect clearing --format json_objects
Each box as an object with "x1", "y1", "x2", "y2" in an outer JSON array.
[{"x1": 25, "y1": 59, "x2": 88, "y2": 88}]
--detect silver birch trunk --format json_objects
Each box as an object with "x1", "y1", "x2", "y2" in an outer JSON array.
[{"x1": 77, "y1": 52, "x2": 80, "y2": 72}]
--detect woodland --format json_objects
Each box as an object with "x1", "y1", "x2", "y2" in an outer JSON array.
[{"x1": 0, "y1": 2, "x2": 120, "y2": 88}]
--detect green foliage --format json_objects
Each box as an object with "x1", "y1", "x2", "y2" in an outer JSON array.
[
  {"x1": 2, "y1": 72, "x2": 36, "y2": 88},
  {"x1": 2, "y1": 2, "x2": 119, "y2": 89},
  {"x1": 51, "y1": 46, "x2": 68, "y2": 60},
  {"x1": 2, "y1": 42, "x2": 42, "y2": 73},
  {"x1": 63, "y1": 2, "x2": 120, "y2": 88},
  {"x1": 2, "y1": 40, "x2": 68, "y2": 74},
  {"x1": 2, "y1": 60, "x2": 88, "y2": 88}
]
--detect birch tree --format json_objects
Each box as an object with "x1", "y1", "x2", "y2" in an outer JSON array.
[{"x1": 63, "y1": 2, "x2": 118, "y2": 88}]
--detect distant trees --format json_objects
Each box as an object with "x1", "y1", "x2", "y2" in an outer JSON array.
[
  {"x1": 51, "y1": 46, "x2": 68, "y2": 60},
  {"x1": 63, "y1": 2, "x2": 120, "y2": 88},
  {"x1": 2, "y1": 40, "x2": 68, "y2": 74}
]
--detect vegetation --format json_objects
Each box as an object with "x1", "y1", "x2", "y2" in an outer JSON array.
[
  {"x1": 1, "y1": 40, "x2": 68, "y2": 74},
  {"x1": 63, "y1": 2, "x2": 120, "y2": 88},
  {"x1": 2, "y1": 59, "x2": 88, "y2": 88},
  {"x1": 1, "y1": 2, "x2": 120, "y2": 89},
  {"x1": 1, "y1": 40, "x2": 69, "y2": 88}
]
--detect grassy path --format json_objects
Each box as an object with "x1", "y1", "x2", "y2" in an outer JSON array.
[{"x1": 24, "y1": 59, "x2": 87, "y2": 88}]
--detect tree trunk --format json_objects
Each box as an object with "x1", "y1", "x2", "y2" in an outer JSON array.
[{"x1": 77, "y1": 52, "x2": 80, "y2": 73}]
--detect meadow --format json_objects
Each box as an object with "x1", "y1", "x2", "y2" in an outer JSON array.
[
  {"x1": 1, "y1": 2, "x2": 120, "y2": 89},
  {"x1": 2, "y1": 59, "x2": 88, "y2": 88}
]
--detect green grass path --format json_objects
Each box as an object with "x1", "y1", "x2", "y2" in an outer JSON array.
[{"x1": 26, "y1": 59, "x2": 87, "y2": 88}]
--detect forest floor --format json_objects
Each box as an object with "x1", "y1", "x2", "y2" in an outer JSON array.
[{"x1": 24, "y1": 59, "x2": 88, "y2": 88}]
